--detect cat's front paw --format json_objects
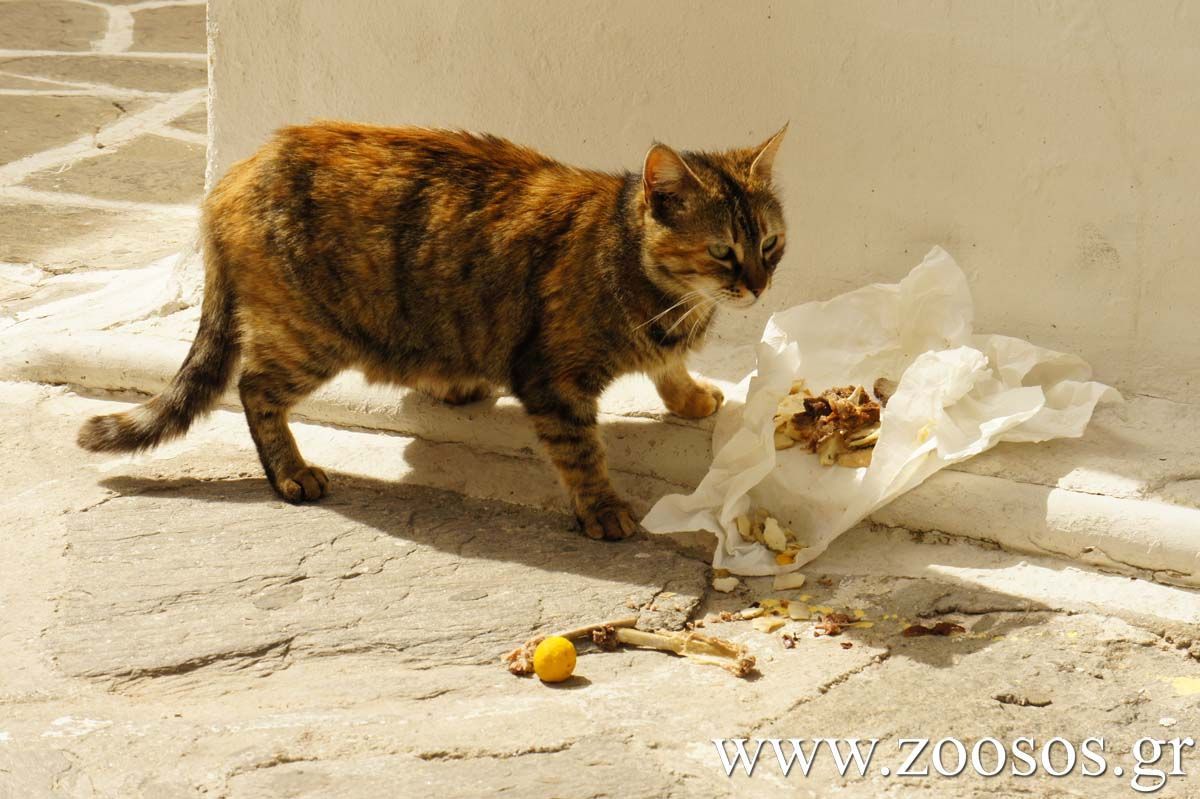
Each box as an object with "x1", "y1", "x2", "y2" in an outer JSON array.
[
  {"x1": 665, "y1": 380, "x2": 724, "y2": 419},
  {"x1": 273, "y1": 465, "x2": 329, "y2": 503},
  {"x1": 575, "y1": 495, "x2": 642, "y2": 541}
]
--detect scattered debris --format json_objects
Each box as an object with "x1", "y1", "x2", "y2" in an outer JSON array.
[
  {"x1": 781, "y1": 632, "x2": 798, "y2": 649},
  {"x1": 840, "y1": 642, "x2": 854, "y2": 650},
  {"x1": 773, "y1": 572, "x2": 807, "y2": 591},
  {"x1": 814, "y1": 612, "x2": 855, "y2": 637},
  {"x1": 712, "y1": 575, "x2": 740, "y2": 593},
  {"x1": 1160, "y1": 717, "x2": 1178, "y2": 728},
  {"x1": 753, "y1": 616, "x2": 786, "y2": 634},
  {"x1": 788, "y1": 603, "x2": 811, "y2": 621},
  {"x1": 902, "y1": 622, "x2": 966, "y2": 637},
  {"x1": 592, "y1": 625, "x2": 756, "y2": 678},
  {"x1": 994, "y1": 692, "x2": 1052, "y2": 708}
]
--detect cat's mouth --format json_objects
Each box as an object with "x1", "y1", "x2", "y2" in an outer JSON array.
[{"x1": 725, "y1": 292, "x2": 759, "y2": 309}]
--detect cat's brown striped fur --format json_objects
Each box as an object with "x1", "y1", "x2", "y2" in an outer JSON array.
[{"x1": 78, "y1": 123, "x2": 787, "y2": 540}]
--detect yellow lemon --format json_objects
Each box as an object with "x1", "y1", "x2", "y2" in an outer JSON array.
[{"x1": 532, "y1": 636, "x2": 576, "y2": 683}]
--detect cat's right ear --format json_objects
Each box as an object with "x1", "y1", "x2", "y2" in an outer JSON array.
[{"x1": 642, "y1": 144, "x2": 699, "y2": 203}]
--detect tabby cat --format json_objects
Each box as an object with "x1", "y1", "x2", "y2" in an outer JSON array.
[{"x1": 78, "y1": 123, "x2": 788, "y2": 540}]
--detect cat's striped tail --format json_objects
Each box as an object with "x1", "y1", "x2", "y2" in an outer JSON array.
[{"x1": 77, "y1": 241, "x2": 238, "y2": 453}]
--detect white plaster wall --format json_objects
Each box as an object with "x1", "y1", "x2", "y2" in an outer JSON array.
[{"x1": 208, "y1": 0, "x2": 1199, "y2": 404}]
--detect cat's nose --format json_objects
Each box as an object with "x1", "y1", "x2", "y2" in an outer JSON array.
[{"x1": 744, "y1": 267, "x2": 768, "y2": 297}]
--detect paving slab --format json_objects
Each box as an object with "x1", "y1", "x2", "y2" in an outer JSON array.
[
  {"x1": 0, "y1": 72, "x2": 73, "y2": 89},
  {"x1": 0, "y1": 54, "x2": 206, "y2": 93},
  {"x1": 0, "y1": 0, "x2": 108, "y2": 52},
  {"x1": 130, "y1": 4, "x2": 207, "y2": 54},
  {"x1": 0, "y1": 262, "x2": 47, "y2": 303},
  {"x1": 22, "y1": 133, "x2": 205, "y2": 204},
  {"x1": 0, "y1": 95, "x2": 138, "y2": 163},
  {"x1": 55, "y1": 477, "x2": 706, "y2": 686},
  {"x1": 0, "y1": 201, "x2": 197, "y2": 274},
  {"x1": 168, "y1": 101, "x2": 206, "y2": 134}
]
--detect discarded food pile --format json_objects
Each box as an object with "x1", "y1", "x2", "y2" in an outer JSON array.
[{"x1": 772, "y1": 378, "x2": 897, "y2": 468}]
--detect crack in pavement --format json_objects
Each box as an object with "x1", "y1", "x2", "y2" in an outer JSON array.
[
  {"x1": 108, "y1": 636, "x2": 297, "y2": 688},
  {"x1": 415, "y1": 740, "x2": 578, "y2": 762},
  {"x1": 746, "y1": 649, "x2": 894, "y2": 737}
]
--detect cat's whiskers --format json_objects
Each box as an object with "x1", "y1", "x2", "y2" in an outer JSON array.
[
  {"x1": 664, "y1": 292, "x2": 718, "y2": 336},
  {"x1": 633, "y1": 290, "x2": 705, "y2": 332},
  {"x1": 686, "y1": 297, "x2": 719, "y2": 348}
]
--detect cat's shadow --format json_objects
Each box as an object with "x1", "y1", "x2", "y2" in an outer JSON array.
[
  {"x1": 95, "y1": 467, "x2": 1062, "y2": 670},
  {"x1": 96, "y1": 465, "x2": 695, "y2": 590}
]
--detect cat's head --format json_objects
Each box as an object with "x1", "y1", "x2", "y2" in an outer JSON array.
[{"x1": 639, "y1": 126, "x2": 787, "y2": 309}]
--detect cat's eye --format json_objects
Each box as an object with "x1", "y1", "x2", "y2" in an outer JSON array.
[
  {"x1": 708, "y1": 244, "x2": 733, "y2": 260},
  {"x1": 762, "y1": 235, "x2": 779, "y2": 252}
]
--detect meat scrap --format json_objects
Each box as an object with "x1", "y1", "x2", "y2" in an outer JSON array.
[
  {"x1": 591, "y1": 625, "x2": 756, "y2": 678},
  {"x1": 814, "y1": 611, "x2": 856, "y2": 637},
  {"x1": 773, "y1": 380, "x2": 894, "y2": 468}
]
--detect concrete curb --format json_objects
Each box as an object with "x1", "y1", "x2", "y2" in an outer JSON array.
[{"x1": 5, "y1": 326, "x2": 1200, "y2": 589}]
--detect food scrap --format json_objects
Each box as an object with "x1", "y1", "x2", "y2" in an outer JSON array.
[
  {"x1": 752, "y1": 616, "x2": 786, "y2": 633},
  {"x1": 813, "y1": 611, "x2": 856, "y2": 637},
  {"x1": 773, "y1": 572, "x2": 807, "y2": 591},
  {"x1": 532, "y1": 636, "x2": 577, "y2": 683},
  {"x1": 733, "y1": 509, "x2": 805, "y2": 561},
  {"x1": 773, "y1": 378, "x2": 897, "y2": 468},
  {"x1": 787, "y1": 603, "x2": 811, "y2": 620},
  {"x1": 711, "y1": 575, "x2": 741, "y2": 593},
  {"x1": 592, "y1": 625, "x2": 756, "y2": 678}
]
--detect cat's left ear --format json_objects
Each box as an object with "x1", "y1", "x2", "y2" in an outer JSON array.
[
  {"x1": 642, "y1": 143, "x2": 700, "y2": 203},
  {"x1": 748, "y1": 123, "x2": 789, "y2": 182}
]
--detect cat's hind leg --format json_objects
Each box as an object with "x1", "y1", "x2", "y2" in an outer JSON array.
[{"x1": 238, "y1": 344, "x2": 336, "y2": 502}]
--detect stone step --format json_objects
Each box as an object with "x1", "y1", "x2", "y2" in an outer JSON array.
[{"x1": 4, "y1": 261, "x2": 1199, "y2": 587}]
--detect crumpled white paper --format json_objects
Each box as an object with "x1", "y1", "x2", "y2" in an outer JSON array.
[{"x1": 642, "y1": 247, "x2": 1120, "y2": 575}]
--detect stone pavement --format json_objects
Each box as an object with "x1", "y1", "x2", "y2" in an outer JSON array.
[
  {"x1": 4, "y1": 3, "x2": 1200, "y2": 798},
  {"x1": 4, "y1": 383, "x2": 1200, "y2": 798},
  {"x1": 0, "y1": 0, "x2": 204, "y2": 317}
]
